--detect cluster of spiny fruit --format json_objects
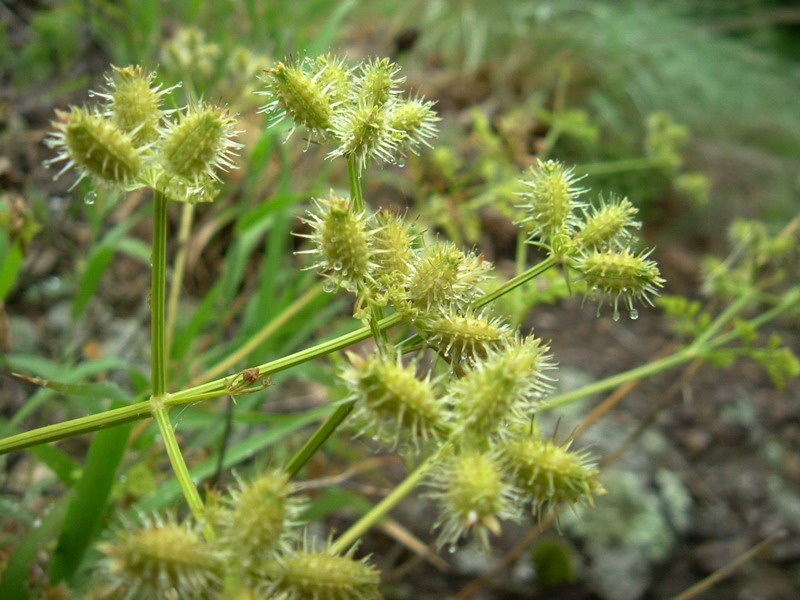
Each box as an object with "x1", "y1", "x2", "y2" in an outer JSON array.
[
  {"x1": 46, "y1": 65, "x2": 241, "y2": 204},
  {"x1": 46, "y1": 55, "x2": 664, "y2": 599}
]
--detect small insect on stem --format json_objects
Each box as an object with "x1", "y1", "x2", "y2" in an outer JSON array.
[{"x1": 223, "y1": 368, "x2": 274, "y2": 397}]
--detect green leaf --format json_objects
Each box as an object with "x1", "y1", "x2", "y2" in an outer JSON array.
[
  {"x1": 12, "y1": 372, "x2": 129, "y2": 402},
  {"x1": 50, "y1": 406, "x2": 132, "y2": 583},
  {"x1": 0, "y1": 239, "x2": 24, "y2": 301}
]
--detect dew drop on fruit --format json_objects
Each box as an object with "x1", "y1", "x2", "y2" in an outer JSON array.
[
  {"x1": 630, "y1": 308, "x2": 639, "y2": 320},
  {"x1": 84, "y1": 191, "x2": 97, "y2": 205}
]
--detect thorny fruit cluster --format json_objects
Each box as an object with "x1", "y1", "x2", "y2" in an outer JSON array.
[{"x1": 24, "y1": 55, "x2": 670, "y2": 599}]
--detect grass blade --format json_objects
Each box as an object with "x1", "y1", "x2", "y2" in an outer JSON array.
[{"x1": 49, "y1": 408, "x2": 132, "y2": 584}]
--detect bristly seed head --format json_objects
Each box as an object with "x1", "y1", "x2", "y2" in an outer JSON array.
[
  {"x1": 99, "y1": 64, "x2": 171, "y2": 146},
  {"x1": 341, "y1": 352, "x2": 446, "y2": 449},
  {"x1": 450, "y1": 335, "x2": 554, "y2": 437},
  {"x1": 298, "y1": 191, "x2": 377, "y2": 293},
  {"x1": 574, "y1": 247, "x2": 664, "y2": 320},
  {"x1": 370, "y1": 209, "x2": 417, "y2": 279},
  {"x1": 517, "y1": 159, "x2": 587, "y2": 254},
  {"x1": 356, "y1": 57, "x2": 404, "y2": 107},
  {"x1": 329, "y1": 98, "x2": 399, "y2": 173},
  {"x1": 576, "y1": 193, "x2": 640, "y2": 252},
  {"x1": 419, "y1": 309, "x2": 513, "y2": 365},
  {"x1": 259, "y1": 59, "x2": 336, "y2": 140},
  {"x1": 45, "y1": 106, "x2": 145, "y2": 190},
  {"x1": 427, "y1": 449, "x2": 521, "y2": 551},
  {"x1": 270, "y1": 536, "x2": 381, "y2": 600},
  {"x1": 502, "y1": 434, "x2": 605, "y2": 518},
  {"x1": 400, "y1": 241, "x2": 492, "y2": 316},
  {"x1": 311, "y1": 54, "x2": 352, "y2": 108},
  {"x1": 98, "y1": 514, "x2": 221, "y2": 599},
  {"x1": 219, "y1": 469, "x2": 302, "y2": 560},
  {"x1": 388, "y1": 97, "x2": 439, "y2": 157},
  {"x1": 158, "y1": 102, "x2": 241, "y2": 185}
]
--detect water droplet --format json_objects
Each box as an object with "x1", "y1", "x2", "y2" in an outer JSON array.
[
  {"x1": 87, "y1": 91, "x2": 97, "y2": 97},
  {"x1": 629, "y1": 308, "x2": 639, "y2": 320},
  {"x1": 612, "y1": 310, "x2": 620, "y2": 322},
  {"x1": 333, "y1": 261, "x2": 343, "y2": 271},
  {"x1": 448, "y1": 544, "x2": 457, "y2": 554},
  {"x1": 397, "y1": 161, "x2": 406, "y2": 168},
  {"x1": 322, "y1": 280, "x2": 336, "y2": 293},
  {"x1": 84, "y1": 191, "x2": 97, "y2": 205}
]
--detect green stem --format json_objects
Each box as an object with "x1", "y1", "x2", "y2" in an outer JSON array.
[
  {"x1": 284, "y1": 402, "x2": 354, "y2": 478},
  {"x1": 543, "y1": 346, "x2": 702, "y2": 411},
  {"x1": 475, "y1": 255, "x2": 557, "y2": 308},
  {"x1": 331, "y1": 441, "x2": 450, "y2": 553},
  {"x1": 690, "y1": 291, "x2": 753, "y2": 349},
  {"x1": 152, "y1": 400, "x2": 207, "y2": 528},
  {"x1": 348, "y1": 155, "x2": 365, "y2": 212},
  {"x1": 150, "y1": 191, "x2": 206, "y2": 525},
  {"x1": 152, "y1": 192, "x2": 168, "y2": 397},
  {"x1": 6, "y1": 275, "x2": 794, "y2": 457},
  {"x1": 0, "y1": 402, "x2": 151, "y2": 453}
]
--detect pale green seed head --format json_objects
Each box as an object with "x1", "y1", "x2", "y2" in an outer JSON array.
[
  {"x1": 517, "y1": 159, "x2": 587, "y2": 253},
  {"x1": 389, "y1": 97, "x2": 439, "y2": 156},
  {"x1": 503, "y1": 435, "x2": 605, "y2": 518},
  {"x1": 299, "y1": 192, "x2": 377, "y2": 293},
  {"x1": 102, "y1": 64, "x2": 168, "y2": 146},
  {"x1": 420, "y1": 309, "x2": 513, "y2": 365},
  {"x1": 329, "y1": 98, "x2": 398, "y2": 173},
  {"x1": 428, "y1": 449, "x2": 520, "y2": 551},
  {"x1": 451, "y1": 335, "x2": 554, "y2": 437},
  {"x1": 272, "y1": 539, "x2": 380, "y2": 600},
  {"x1": 46, "y1": 106, "x2": 145, "y2": 189},
  {"x1": 342, "y1": 352, "x2": 445, "y2": 448},
  {"x1": 357, "y1": 57, "x2": 404, "y2": 107},
  {"x1": 401, "y1": 241, "x2": 491, "y2": 316},
  {"x1": 576, "y1": 247, "x2": 665, "y2": 320},
  {"x1": 576, "y1": 194, "x2": 640, "y2": 252},
  {"x1": 99, "y1": 515, "x2": 221, "y2": 598},
  {"x1": 260, "y1": 59, "x2": 334, "y2": 138},
  {"x1": 221, "y1": 470, "x2": 300, "y2": 559},
  {"x1": 158, "y1": 103, "x2": 241, "y2": 185}
]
